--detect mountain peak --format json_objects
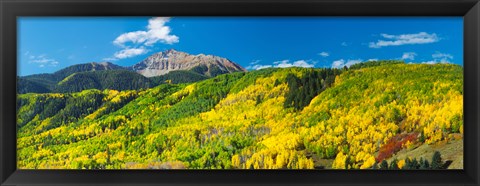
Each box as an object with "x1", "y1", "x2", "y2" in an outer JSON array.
[
  {"x1": 89, "y1": 61, "x2": 112, "y2": 67},
  {"x1": 149, "y1": 49, "x2": 187, "y2": 59},
  {"x1": 131, "y1": 50, "x2": 246, "y2": 77},
  {"x1": 98, "y1": 61, "x2": 113, "y2": 65},
  {"x1": 53, "y1": 62, "x2": 125, "y2": 80},
  {"x1": 165, "y1": 48, "x2": 178, "y2": 53},
  {"x1": 86, "y1": 62, "x2": 123, "y2": 69}
]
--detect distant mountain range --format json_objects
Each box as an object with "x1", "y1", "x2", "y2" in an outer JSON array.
[{"x1": 18, "y1": 49, "x2": 247, "y2": 93}]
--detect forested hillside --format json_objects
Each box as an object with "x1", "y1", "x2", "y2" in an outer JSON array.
[
  {"x1": 55, "y1": 70, "x2": 153, "y2": 93},
  {"x1": 18, "y1": 67, "x2": 215, "y2": 94},
  {"x1": 150, "y1": 70, "x2": 209, "y2": 85},
  {"x1": 18, "y1": 62, "x2": 125, "y2": 93},
  {"x1": 17, "y1": 61, "x2": 463, "y2": 169}
]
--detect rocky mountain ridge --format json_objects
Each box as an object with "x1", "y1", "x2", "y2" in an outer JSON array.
[{"x1": 131, "y1": 49, "x2": 246, "y2": 77}]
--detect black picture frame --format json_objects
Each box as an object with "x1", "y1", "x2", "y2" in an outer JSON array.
[{"x1": 1, "y1": 0, "x2": 479, "y2": 185}]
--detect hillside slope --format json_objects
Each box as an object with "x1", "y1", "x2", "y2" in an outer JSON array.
[
  {"x1": 18, "y1": 62, "x2": 126, "y2": 93},
  {"x1": 149, "y1": 70, "x2": 209, "y2": 85},
  {"x1": 55, "y1": 70, "x2": 153, "y2": 93},
  {"x1": 16, "y1": 62, "x2": 463, "y2": 169}
]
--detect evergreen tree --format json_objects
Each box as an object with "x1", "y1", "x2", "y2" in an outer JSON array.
[
  {"x1": 420, "y1": 158, "x2": 430, "y2": 170},
  {"x1": 419, "y1": 158, "x2": 425, "y2": 169},
  {"x1": 389, "y1": 159, "x2": 399, "y2": 170},
  {"x1": 411, "y1": 158, "x2": 419, "y2": 169},
  {"x1": 431, "y1": 151, "x2": 442, "y2": 169},
  {"x1": 419, "y1": 131, "x2": 426, "y2": 143},
  {"x1": 380, "y1": 160, "x2": 389, "y2": 170},
  {"x1": 404, "y1": 158, "x2": 411, "y2": 169}
]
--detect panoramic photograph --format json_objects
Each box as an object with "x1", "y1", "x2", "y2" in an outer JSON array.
[{"x1": 17, "y1": 17, "x2": 463, "y2": 169}]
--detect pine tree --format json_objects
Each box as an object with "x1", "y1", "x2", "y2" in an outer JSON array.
[
  {"x1": 431, "y1": 151, "x2": 442, "y2": 169},
  {"x1": 389, "y1": 159, "x2": 399, "y2": 170},
  {"x1": 380, "y1": 160, "x2": 389, "y2": 170},
  {"x1": 420, "y1": 158, "x2": 430, "y2": 169},
  {"x1": 411, "y1": 158, "x2": 419, "y2": 169},
  {"x1": 404, "y1": 158, "x2": 411, "y2": 169},
  {"x1": 425, "y1": 159, "x2": 430, "y2": 169},
  {"x1": 419, "y1": 158, "x2": 425, "y2": 169},
  {"x1": 419, "y1": 131, "x2": 426, "y2": 142}
]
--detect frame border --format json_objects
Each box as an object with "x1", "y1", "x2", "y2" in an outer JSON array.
[{"x1": 1, "y1": 0, "x2": 479, "y2": 185}]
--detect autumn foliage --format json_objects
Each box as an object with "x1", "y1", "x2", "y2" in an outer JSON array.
[
  {"x1": 376, "y1": 133, "x2": 418, "y2": 162},
  {"x1": 16, "y1": 61, "x2": 463, "y2": 169}
]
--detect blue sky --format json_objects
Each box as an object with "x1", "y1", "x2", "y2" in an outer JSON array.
[{"x1": 18, "y1": 17, "x2": 462, "y2": 76}]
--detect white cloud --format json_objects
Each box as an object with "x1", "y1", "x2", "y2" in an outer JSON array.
[
  {"x1": 331, "y1": 59, "x2": 345, "y2": 69},
  {"x1": 292, "y1": 60, "x2": 315, "y2": 68},
  {"x1": 114, "y1": 31, "x2": 148, "y2": 46},
  {"x1": 318, "y1": 52, "x2": 329, "y2": 57},
  {"x1": 25, "y1": 53, "x2": 59, "y2": 67},
  {"x1": 113, "y1": 47, "x2": 149, "y2": 59},
  {"x1": 246, "y1": 60, "x2": 271, "y2": 70},
  {"x1": 401, "y1": 52, "x2": 417, "y2": 60},
  {"x1": 367, "y1": 58, "x2": 378, "y2": 61},
  {"x1": 341, "y1": 42, "x2": 348, "y2": 46},
  {"x1": 410, "y1": 52, "x2": 453, "y2": 64},
  {"x1": 106, "y1": 17, "x2": 178, "y2": 61},
  {"x1": 247, "y1": 64, "x2": 273, "y2": 70},
  {"x1": 420, "y1": 61, "x2": 437, "y2": 64},
  {"x1": 247, "y1": 59, "x2": 315, "y2": 70},
  {"x1": 432, "y1": 52, "x2": 453, "y2": 60},
  {"x1": 114, "y1": 17, "x2": 179, "y2": 47},
  {"x1": 420, "y1": 60, "x2": 451, "y2": 65},
  {"x1": 331, "y1": 59, "x2": 363, "y2": 69},
  {"x1": 369, "y1": 32, "x2": 440, "y2": 48},
  {"x1": 345, "y1": 59, "x2": 362, "y2": 67},
  {"x1": 250, "y1": 60, "x2": 261, "y2": 65},
  {"x1": 273, "y1": 60, "x2": 289, "y2": 65},
  {"x1": 418, "y1": 52, "x2": 454, "y2": 64},
  {"x1": 274, "y1": 60, "x2": 315, "y2": 68}
]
